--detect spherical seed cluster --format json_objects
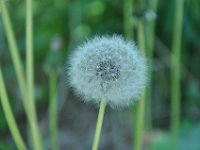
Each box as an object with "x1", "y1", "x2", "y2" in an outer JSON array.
[{"x1": 68, "y1": 35, "x2": 147, "y2": 107}]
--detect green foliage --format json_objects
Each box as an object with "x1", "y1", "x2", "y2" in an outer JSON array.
[
  {"x1": 0, "y1": 106, "x2": 7, "y2": 129},
  {"x1": 0, "y1": 0, "x2": 200, "y2": 149},
  {"x1": 151, "y1": 122, "x2": 200, "y2": 150}
]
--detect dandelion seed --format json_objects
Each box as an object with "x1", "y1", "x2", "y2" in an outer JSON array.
[{"x1": 68, "y1": 35, "x2": 147, "y2": 107}]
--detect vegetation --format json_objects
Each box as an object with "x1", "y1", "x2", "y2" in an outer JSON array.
[{"x1": 0, "y1": 0, "x2": 200, "y2": 149}]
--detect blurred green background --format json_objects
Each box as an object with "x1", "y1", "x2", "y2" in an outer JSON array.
[{"x1": 0, "y1": 0, "x2": 200, "y2": 149}]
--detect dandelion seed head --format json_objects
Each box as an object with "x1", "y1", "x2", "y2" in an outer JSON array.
[{"x1": 68, "y1": 35, "x2": 147, "y2": 108}]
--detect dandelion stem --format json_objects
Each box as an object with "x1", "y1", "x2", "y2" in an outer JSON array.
[
  {"x1": 0, "y1": 0, "x2": 27, "y2": 109},
  {"x1": 134, "y1": 94, "x2": 146, "y2": 150},
  {"x1": 0, "y1": 67, "x2": 27, "y2": 150},
  {"x1": 145, "y1": 0, "x2": 158, "y2": 131},
  {"x1": 26, "y1": 0, "x2": 42, "y2": 149},
  {"x1": 134, "y1": 20, "x2": 146, "y2": 150},
  {"x1": 123, "y1": 0, "x2": 134, "y2": 40},
  {"x1": 170, "y1": 0, "x2": 184, "y2": 149},
  {"x1": 123, "y1": 0, "x2": 137, "y2": 148},
  {"x1": 92, "y1": 100, "x2": 106, "y2": 150},
  {"x1": 49, "y1": 72, "x2": 58, "y2": 150},
  {"x1": 0, "y1": 1, "x2": 41, "y2": 148}
]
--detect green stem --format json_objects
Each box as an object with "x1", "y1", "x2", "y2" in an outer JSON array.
[
  {"x1": 146, "y1": 0, "x2": 158, "y2": 54},
  {"x1": 49, "y1": 72, "x2": 58, "y2": 150},
  {"x1": 26, "y1": 0, "x2": 42, "y2": 149},
  {"x1": 0, "y1": 0, "x2": 27, "y2": 109},
  {"x1": 123, "y1": 0, "x2": 134, "y2": 40},
  {"x1": 123, "y1": 1, "x2": 137, "y2": 147},
  {"x1": 0, "y1": 2, "x2": 41, "y2": 149},
  {"x1": 133, "y1": 20, "x2": 146, "y2": 150},
  {"x1": 0, "y1": 67, "x2": 27, "y2": 150},
  {"x1": 170, "y1": 0, "x2": 184, "y2": 149},
  {"x1": 145, "y1": 0, "x2": 158, "y2": 131},
  {"x1": 92, "y1": 100, "x2": 106, "y2": 150}
]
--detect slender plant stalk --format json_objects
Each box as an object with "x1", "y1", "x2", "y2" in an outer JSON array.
[
  {"x1": 0, "y1": 2, "x2": 40, "y2": 148},
  {"x1": 145, "y1": 0, "x2": 158, "y2": 131},
  {"x1": 0, "y1": 67, "x2": 27, "y2": 150},
  {"x1": 170, "y1": 0, "x2": 184, "y2": 149},
  {"x1": 92, "y1": 100, "x2": 106, "y2": 150},
  {"x1": 133, "y1": 20, "x2": 146, "y2": 150},
  {"x1": 123, "y1": 0, "x2": 137, "y2": 147},
  {"x1": 26, "y1": 0, "x2": 43, "y2": 149},
  {"x1": 49, "y1": 72, "x2": 58, "y2": 150},
  {"x1": 123, "y1": 0, "x2": 134, "y2": 40},
  {"x1": 0, "y1": 0, "x2": 27, "y2": 108}
]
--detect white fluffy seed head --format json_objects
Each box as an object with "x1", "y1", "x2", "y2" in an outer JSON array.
[{"x1": 68, "y1": 35, "x2": 147, "y2": 108}]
